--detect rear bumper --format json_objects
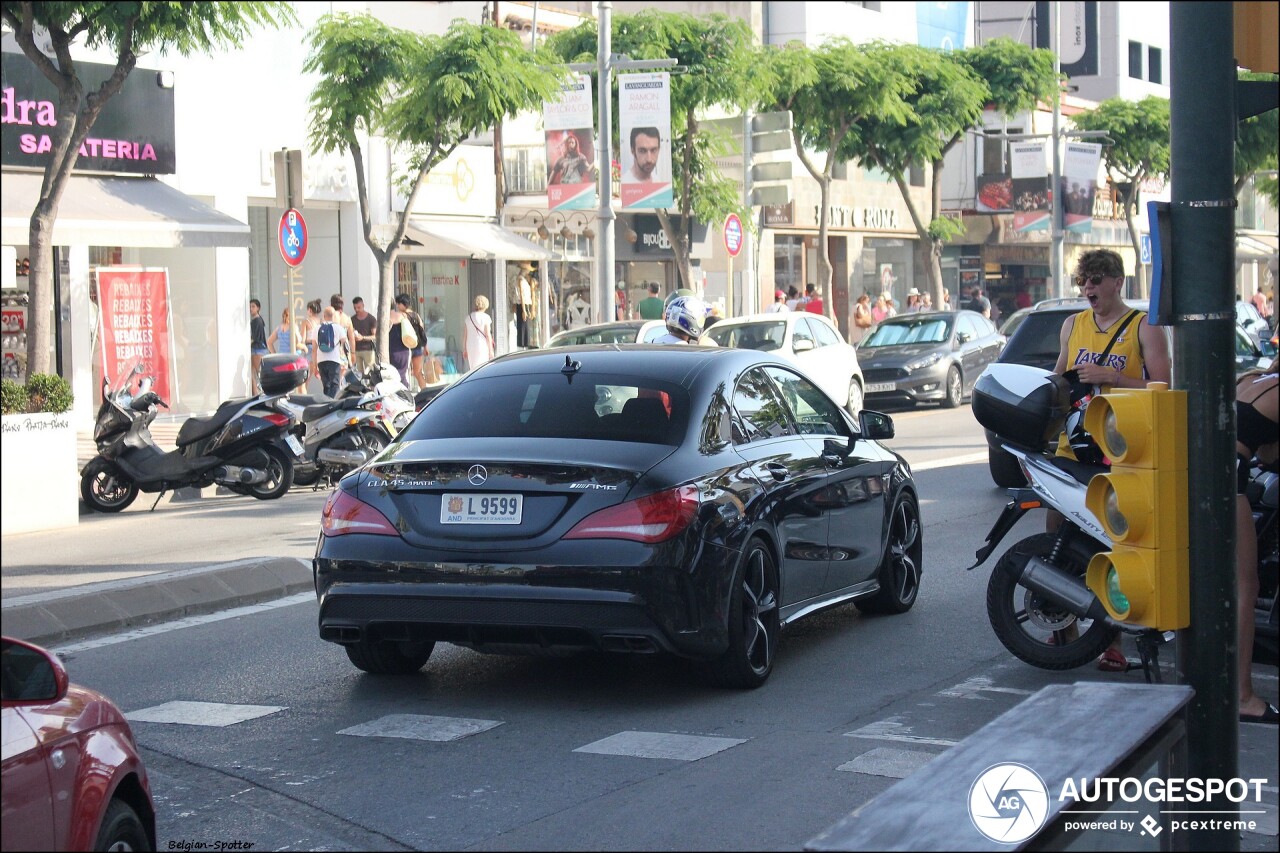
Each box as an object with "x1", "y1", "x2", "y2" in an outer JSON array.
[{"x1": 313, "y1": 537, "x2": 740, "y2": 659}]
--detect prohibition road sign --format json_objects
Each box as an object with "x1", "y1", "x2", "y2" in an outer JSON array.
[
  {"x1": 278, "y1": 208, "x2": 308, "y2": 267},
  {"x1": 724, "y1": 213, "x2": 743, "y2": 257}
]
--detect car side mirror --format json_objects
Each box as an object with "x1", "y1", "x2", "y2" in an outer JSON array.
[
  {"x1": 1, "y1": 638, "x2": 69, "y2": 704},
  {"x1": 793, "y1": 338, "x2": 815, "y2": 353},
  {"x1": 858, "y1": 409, "x2": 895, "y2": 440},
  {"x1": 957, "y1": 331, "x2": 973, "y2": 344}
]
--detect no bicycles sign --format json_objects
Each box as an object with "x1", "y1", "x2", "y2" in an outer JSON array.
[{"x1": 278, "y1": 208, "x2": 308, "y2": 267}]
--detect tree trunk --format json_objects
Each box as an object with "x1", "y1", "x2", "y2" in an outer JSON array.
[
  {"x1": 817, "y1": 175, "x2": 834, "y2": 323},
  {"x1": 656, "y1": 209, "x2": 693, "y2": 295},
  {"x1": 893, "y1": 171, "x2": 945, "y2": 311},
  {"x1": 24, "y1": 213, "x2": 56, "y2": 377},
  {"x1": 1122, "y1": 182, "x2": 1145, "y2": 298}
]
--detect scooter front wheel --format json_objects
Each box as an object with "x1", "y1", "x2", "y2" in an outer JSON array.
[
  {"x1": 986, "y1": 533, "x2": 1116, "y2": 670},
  {"x1": 80, "y1": 458, "x2": 139, "y2": 512}
]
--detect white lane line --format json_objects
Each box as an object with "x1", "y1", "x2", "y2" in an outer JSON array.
[
  {"x1": 910, "y1": 451, "x2": 989, "y2": 472},
  {"x1": 574, "y1": 731, "x2": 748, "y2": 761},
  {"x1": 937, "y1": 676, "x2": 1035, "y2": 700},
  {"x1": 844, "y1": 719, "x2": 959, "y2": 747},
  {"x1": 50, "y1": 592, "x2": 314, "y2": 654},
  {"x1": 339, "y1": 714, "x2": 503, "y2": 742},
  {"x1": 127, "y1": 700, "x2": 287, "y2": 727}
]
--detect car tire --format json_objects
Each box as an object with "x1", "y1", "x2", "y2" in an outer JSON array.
[
  {"x1": 857, "y1": 491, "x2": 922, "y2": 615},
  {"x1": 94, "y1": 798, "x2": 150, "y2": 852},
  {"x1": 988, "y1": 444, "x2": 1027, "y2": 488},
  {"x1": 80, "y1": 458, "x2": 139, "y2": 513},
  {"x1": 942, "y1": 365, "x2": 963, "y2": 408},
  {"x1": 706, "y1": 538, "x2": 779, "y2": 689},
  {"x1": 345, "y1": 639, "x2": 435, "y2": 674},
  {"x1": 845, "y1": 379, "x2": 864, "y2": 419}
]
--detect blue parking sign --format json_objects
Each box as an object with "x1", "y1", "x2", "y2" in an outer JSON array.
[{"x1": 1140, "y1": 234, "x2": 1151, "y2": 266}]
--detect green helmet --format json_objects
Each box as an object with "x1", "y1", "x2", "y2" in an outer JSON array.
[{"x1": 663, "y1": 288, "x2": 694, "y2": 309}]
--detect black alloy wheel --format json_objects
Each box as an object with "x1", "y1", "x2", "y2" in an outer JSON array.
[
  {"x1": 243, "y1": 445, "x2": 292, "y2": 500},
  {"x1": 943, "y1": 365, "x2": 963, "y2": 408},
  {"x1": 94, "y1": 799, "x2": 150, "y2": 852},
  {"x1": 986, "y1": 533, "x2": 1116, "y2": 670},
  {"x1": 858, "y1": 492, "x2": 922, "y2": 614},
  {"x1": 356, "y1": 425, "x2": 390, "y2": 462},
  {"x1": 80, "y1": 458, "x2": 139, "y2": 513},
  {"x1": 707, "y1": 538, "x2": 780, "y2": 689},
  {"x1": 345, "y1": 638, "x2": 436, "y2": 674}
]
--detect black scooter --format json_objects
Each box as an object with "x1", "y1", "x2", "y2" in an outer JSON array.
[{"x1": 80, "y1": 360, "x2": 304, "y2": 512}]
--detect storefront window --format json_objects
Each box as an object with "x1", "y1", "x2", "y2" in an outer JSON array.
[
  {"x1": 860, "y1": 238, "x2": 916, "y2": 308},
  {"x1": 396, "y1": 257, "x2": 469, "y2": 377},
  {"x1": 774, "y1": 235, "x2": 803, "y2": 294}
]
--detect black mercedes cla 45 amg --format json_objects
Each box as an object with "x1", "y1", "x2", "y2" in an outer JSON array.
[{"x1": 314, "y1": 345, "x2": 922, "y2": 688}]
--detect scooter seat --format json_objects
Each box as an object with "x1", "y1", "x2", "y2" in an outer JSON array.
[
  {"x1": 1050, "y1": 455, "x2": 1109, "y2": 486},
  {"x1": 176, "y1": 398, "x2": 251, "y2": 447},
  {"x1": 303, "y1": 397, "x2": 362, "y2": 422},
  {"x1": 288, "y1": 394, "x2": 330, "y2": 407}
]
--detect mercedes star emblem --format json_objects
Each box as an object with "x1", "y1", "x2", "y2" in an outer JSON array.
[{"x1": 468, "y1": 465, "x2": 488, "y2": 485}]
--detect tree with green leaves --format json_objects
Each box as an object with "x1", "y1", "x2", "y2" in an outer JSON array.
[
  {"x1": 1071, "y1": 96, "x2": 1171, "y2": 296},
  {"x1": 306, "y1": 14, "x2": 562, "y2": 361},
  {"x1": 548, "y1": 10, "x2": 755, "y2": 293},
  {"x1": 0, "y1": 1, "x2": 295, "y2": 378},
  {"x1": 845, "y1": 38, "x2": 1056, "y2": 311},
  {"x1": 756, "y1": 39, "x2": 917, "y2": 323},
  {"x1": 1236, "y1": 71, "x2": 1278, "y2": 207}
]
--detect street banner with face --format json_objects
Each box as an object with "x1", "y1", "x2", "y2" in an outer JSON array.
[
  {"x1": 97, "y1": 267, "x2": 174, "y2": 405},
  {"x1": 545, "y1": 73, "x2": 597, "y2": 211},
  {"x1": 619, "y1": 72, "x2": 674, "y2": 210},
  {"x1": 1062, "y1": 142, "x2": 1103, "y2": 233},
  {"x1": 1011, "y1": 141, "x2": 1050, "y2": 233}
]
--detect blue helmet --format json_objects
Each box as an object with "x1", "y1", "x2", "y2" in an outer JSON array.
[{"x1": 664, "y1": 295, "x2": 707, "y2": 339}]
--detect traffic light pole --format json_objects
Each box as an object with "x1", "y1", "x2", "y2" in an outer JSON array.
[{"x1": 1169, "y1": 5, "x2": 1238, "y2": 851}]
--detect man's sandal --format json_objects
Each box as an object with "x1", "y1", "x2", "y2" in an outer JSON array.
[
  {"x1": 1239, "y1": 702, "x2": 1280, "y2": 725},
  {"x1": 1096, "y1": 647, "x2": 1128, "y2": 672}
]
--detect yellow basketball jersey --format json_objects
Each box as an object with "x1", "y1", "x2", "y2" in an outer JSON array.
[{"x1": 1056, "y1": 308, "x2": 1148, "y2": 459}]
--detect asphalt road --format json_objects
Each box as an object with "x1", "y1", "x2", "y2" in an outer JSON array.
[{"x1": 18, "y1": 403, "x2": 1280, "y2": 851}]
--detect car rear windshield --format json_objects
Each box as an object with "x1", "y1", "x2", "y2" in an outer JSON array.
[
  {"x1": 1000, "y1": 312, "x2": 1072, "y2": 364},
  {"x1": 549, "y1": 325, "x2": 642, "y2": 347},
  {"x1": 861, "y1": 316, "x2": 952, "y2": 346},
  {"x1": 400, "y1": 373, "x2": 690, "y2": 445},
  {"x1": 706, "y1": 321, "x2": 786, "y2": 351}
]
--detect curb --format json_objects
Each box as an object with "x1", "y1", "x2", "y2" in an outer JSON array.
[{"x1": 1, "y1": 556, "x2": 314, "y2": 648}]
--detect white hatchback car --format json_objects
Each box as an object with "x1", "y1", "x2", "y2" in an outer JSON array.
[{"x1": 705, "y1": 312, "x2": 866, "y2": 416}]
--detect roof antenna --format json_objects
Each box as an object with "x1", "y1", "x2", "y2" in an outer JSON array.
[{"x1": 561, "y1": 354, "x2": 581, "y2": 383}]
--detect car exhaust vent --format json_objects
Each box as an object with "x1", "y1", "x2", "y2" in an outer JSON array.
[
  {"x1": 601, "y1": 634, "x2": 658, "y2": 654},
  {"x1": 320, "y1": 625, "x2": 363, "y2": 644}
]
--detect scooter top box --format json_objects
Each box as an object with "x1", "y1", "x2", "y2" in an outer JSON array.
[
  {"x1": 972, "y1": 363, "x2": 1072, "y2": 449},
  {"x1": 260, "y1": 353, "x2": 309, "y2": 394}
]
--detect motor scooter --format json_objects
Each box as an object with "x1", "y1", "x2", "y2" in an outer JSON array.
[{"x1": 81, "y1": 358, "x2": 305, "y2": 512}]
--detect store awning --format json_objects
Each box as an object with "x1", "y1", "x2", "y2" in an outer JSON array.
[
  {"x1": 1237, "y1": 231, "x2": 1278, "y2": 262},
  {"x1": 1, "y1": 171, "x2": 250, "y2": 248},
  {"x1": 403, "y1": 218, "x2": 558, "y2": 261}
]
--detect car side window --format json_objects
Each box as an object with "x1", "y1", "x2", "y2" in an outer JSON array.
[
  {"x1": 762, "y1": 366, "x2": 848, "y2": 438},
  {"x1": 956, "y1": 314, "x2": 978, "y2": 342},
  {"x1": 699, "y1": 392, "x2": 734, "y2": 452},
  {"x1": 792, "y1": 321, "x2": 815, "y2": 350},
  {"x1": 731, "y1": 369, "x2": 793, "y2": 444},
  {"x1": 810, "y1": 317, "x2": 842, "y2": 347}
]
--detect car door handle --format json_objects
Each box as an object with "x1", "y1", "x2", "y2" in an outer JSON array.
[
  {"x1": 765, "y1": 463, "x2": 789, "y2": 482},
  {"x1": 821, "y1": 451, "x2": 845, "y2": 466}
]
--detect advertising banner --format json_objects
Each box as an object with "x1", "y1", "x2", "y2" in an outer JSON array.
[
  {"x1": 1011, "y1": 141, "x2": 1050, "y2": 232},
  {"x1": 1036, "y1": 1, "x2": 1099, "y2": 78},
  {"x1": 619, "y1": 72, "x2": 674, "y2": 210},
  {"x1": 97, "y1": 267, "x2": 173, "y2": 405},
  {"x1": 544, "y1": 73, "x2": 597, "y2": 211},
  {"x1": 1062, "y1": 142, "x2": 1103, "y2": 233},
  {"x1": 976, "y1": 173, "x2": 1013, "y2": 213}
]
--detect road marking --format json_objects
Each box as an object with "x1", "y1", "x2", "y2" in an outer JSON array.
[
  {"x1": 837, "y1": 747, "x2": 940, "y2": 778},
  {"x1": 844, "y1": 719, "x2": 959, "y2": 747},
  {"x1": 910, "y1": 451, "x2": 989, "y2": 472},
  {"x1": 574, "y1": 731, "x2": 747, "y2": 761},
  {"x1": 127, "y1": 700, "x2": 286, "y2": 727},
  {"x1": 50, "y1": 592, "x2": 314, "y2": 654},
  {"x1": 936, "y1": 676, "x2": 1035, "y2": 700},
  {"x1": 339, "y1": 714, "x2": 503, "y2": 742}
]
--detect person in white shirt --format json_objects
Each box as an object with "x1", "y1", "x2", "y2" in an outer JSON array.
[
  {"x1": 312, "y1": 306, "x2": 350, "y2": 397},
  {"x1": 767, "y1": 289, "x2": 789, "y2": 313}
]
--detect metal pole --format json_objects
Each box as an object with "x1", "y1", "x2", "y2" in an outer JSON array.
[
  {"x1": 1170, "y1": 5, "x2": 1238, "y2": 850},
  {"x1": 743, "y1": 109, "x2": 754, "y2": 316},
  {"x1": 595, "y1": 2, "x2": 615, "y2": 325},
  {"x1": 1050, "y1": 2, "x2": 1065, "y2": 299}
]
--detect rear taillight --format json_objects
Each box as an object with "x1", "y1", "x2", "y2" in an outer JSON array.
[
  {"x1": 564, "y1": 485, "x2": 699, "y2": 543},
  {"x1": 263, "y1": 412, "x2": 291, "y2": 427},
  {"x1": 322, "y1": 489, "x2": 400, "y2": 537}
]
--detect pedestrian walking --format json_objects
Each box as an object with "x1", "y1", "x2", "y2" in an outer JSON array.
[
  {"x1": 249, "y1": 298, "x2": 268, "y2": 394},
  {"x1": 395, "y1": 293, "x2": 428, "y2": 390},
  {"x1": 463, "y1": 295, "x2": 495, "y2": 371},
  {"x1": 312, "y1": 306, "x2": 350, "y2": 398},
  {"x1": 350, "y1": 296, "x2": 377, "y2": 375}
]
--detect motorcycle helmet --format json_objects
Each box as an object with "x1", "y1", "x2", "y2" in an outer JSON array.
[
  {"x1": 664, "y1": 294, "x2": 707, "y2": 340},
  {"x1": 663, "y1": 288, "x2": 694, "y2": 309},
  {"x1": 1063, "y1": 399, "x2": 1106, "y2": 465}
]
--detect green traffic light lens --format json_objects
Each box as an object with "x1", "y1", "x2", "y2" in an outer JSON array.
[
  {"x1": 1105, "y1": 566, "x2": 1131, "y2": 617},
  {"x1": 1103, "y1": 408, "x2": 1126, "y2": 458},
  {"x1": 1103, "y1": 483, "x2": 1128, "y2": 537}
]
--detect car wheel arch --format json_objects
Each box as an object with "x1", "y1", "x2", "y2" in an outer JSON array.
[{"x1": 67, "y1": 756, "x2": 153, "y2": 852}]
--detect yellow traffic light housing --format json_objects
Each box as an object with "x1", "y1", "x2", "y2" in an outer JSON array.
[{"x1": 1083, "y1": 383, "x2": 1189, "y2": 630}]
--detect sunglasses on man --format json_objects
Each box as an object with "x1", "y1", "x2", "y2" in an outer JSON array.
[{"x1": 1074, "y1": 274, "x2": 1111, "y2": 287}]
